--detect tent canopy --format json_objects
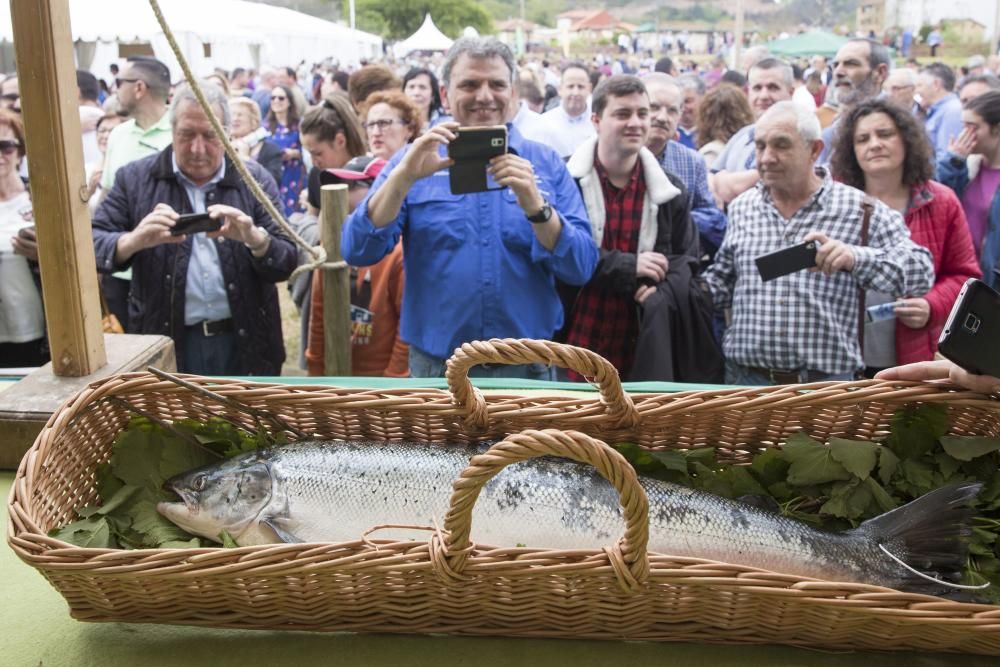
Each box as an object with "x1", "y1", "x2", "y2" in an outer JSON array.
[
  {"x1": 0, "y1": 0, "x2": 382, "y2": 80},
  {"x1": 765, "y1": 30, "x2": 849, "y2": 59},
  {"x1": 394, "y1": 14, "x2": 453, "y2": 58}
]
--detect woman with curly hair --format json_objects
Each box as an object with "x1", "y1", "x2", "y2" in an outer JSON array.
[
  {"x1": 695, "y1": 83, "x2": 754, "y2": 166},
  {"x1": 359, "y1": 90, "x2": 421, "y2": 161},
  {"x1": 830, "y1": 97, "x2": 980, "y2": 371}
]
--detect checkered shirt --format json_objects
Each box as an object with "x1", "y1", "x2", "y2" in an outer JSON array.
[
  {"x1": 702, "y1": 169, "x2": 935, "y2": 374},
  {"x1": 566, "y1": 158, "x2": 645, "y2": 377},
  {"x1": 659, "y1": 142, "x2": 728, "y2": 255}
]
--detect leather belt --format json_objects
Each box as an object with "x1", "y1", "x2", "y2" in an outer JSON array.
[
  {"x1": 747, "y1": 366, "x2": 803, "y2": 385},
  {"x1": 188, "y1": 318, "x2": 234, "y2": 337}
]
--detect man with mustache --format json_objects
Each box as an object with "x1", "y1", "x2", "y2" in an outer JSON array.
[
  {"x1": 341, "y1": 38, "x2": 598, "y2": 379},
  {"x1": 540, "y1": 62, "x2": 596, "y2": 160},
  {"x1": 563, "y1": 76, "x2": 715, "y2": 381},
  {"x1": 91, "y1": 82, "x2": 297, "y2": 375},
  {"x1": 710, "y1": 58, "x2": 794, "y2": 206},
  {"x1": 702, "y1": 101, "x2": 933, "y2": 385},
  {"x1": 817, "y1": 38, "x2": 890, "y2": 164},
  {"x1": 643, "y1": 73, "x2": 727, "y2": 260}
]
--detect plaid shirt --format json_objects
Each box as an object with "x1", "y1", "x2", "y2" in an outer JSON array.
[
  {"x1": 658, "y1": 142, "x2": 728, "y2": 256},
  {"x1": 703, "y1": 169, "x2": 934, "y2": 374},
  {"x1": 566, "y1": 158, "x2": 646, "y2": 376}
]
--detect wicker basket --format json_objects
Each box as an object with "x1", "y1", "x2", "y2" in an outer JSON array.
[{"x1": 8, "y1": 338, "x2": 1000, "y2": 654}]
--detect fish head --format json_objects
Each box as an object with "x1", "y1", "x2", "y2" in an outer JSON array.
[{"x1": 157, "y1": 454, "x2": 274, "y2": 543}]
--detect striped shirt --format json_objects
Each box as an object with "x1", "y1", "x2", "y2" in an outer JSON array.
[{"x1": 703, "y1": 169, "x2": 934, "y2": 374}]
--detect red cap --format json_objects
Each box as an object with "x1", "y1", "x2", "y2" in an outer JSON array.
[{"x1": 320, "y1": 156, "x2": 387, "y2": 184}]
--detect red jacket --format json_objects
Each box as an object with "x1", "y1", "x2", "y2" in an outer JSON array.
[{"x1": 896, "y1": 181, "x2": 981, "y2": 363}]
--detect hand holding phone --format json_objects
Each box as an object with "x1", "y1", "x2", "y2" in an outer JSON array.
[
  {"x1": 755, "y1": 241, "x2": 818, "y2": 282},
  {"x1": 170, "y1": 212, "x2": 223, "y2": 236},
  {"x1": 938, "y1": 278, "x2": 1000, "y2": 378}
]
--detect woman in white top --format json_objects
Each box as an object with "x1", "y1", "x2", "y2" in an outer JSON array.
[
  {"x1": 85, "y1": 112, "x2": 124, "y2": 213},
  {"x1": 0, "y1": 108, "x2": 47, "y2": 367}
]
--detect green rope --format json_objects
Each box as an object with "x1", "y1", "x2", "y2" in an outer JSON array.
[{"x1": 147, "y1": 0, "x2": 344, "y2": 280}]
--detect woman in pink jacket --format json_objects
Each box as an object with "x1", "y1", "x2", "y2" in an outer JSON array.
[{"x1": 831, "y1": 98, "x2": 981, "y2": 370}]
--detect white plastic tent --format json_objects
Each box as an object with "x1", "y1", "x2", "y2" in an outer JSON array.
[
  {"x1": 0, "y1": 0, "x2": 382, "y2": 80},
  {"x1": 393, "y1": 14, "x2": 453, "y2": 58}
]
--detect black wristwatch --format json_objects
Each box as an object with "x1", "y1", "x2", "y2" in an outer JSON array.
[{"x1": 526, "y1": 200, "x2": 553, "y2": 224}]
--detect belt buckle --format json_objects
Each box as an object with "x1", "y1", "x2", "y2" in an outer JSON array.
[{"x1": 201, "y1": 320, "x2": 215, "y2": 337}]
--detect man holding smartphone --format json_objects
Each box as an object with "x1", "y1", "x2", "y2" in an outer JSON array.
[
  {"x1": 341, "y1": 37, "x2": 598, "y2": 379},
  {"x1": 92, "y1": 83, "x2": 296, "y2": 376},
  {"x1": 702, "y1": 101, "x2": 933, "y2": 385}
]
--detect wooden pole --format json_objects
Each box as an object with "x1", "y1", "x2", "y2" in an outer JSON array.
[
  {"x1": 10, "y1": 0, "x2": 106, "y2": 376},
  {"x1": 319, "y1": 184, "x2": 351, "y2": 376}
]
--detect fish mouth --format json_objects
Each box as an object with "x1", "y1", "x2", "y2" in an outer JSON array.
[{"x1": 161, "y1": 478, "x2": 198, "y2": 513}]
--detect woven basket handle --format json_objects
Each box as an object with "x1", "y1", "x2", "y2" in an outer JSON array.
[
  {"x1": 436, "y1": 429, "x2": 651, "y2": 594},
  {"x1": 445, "y1": 338, "x2": 638, "y2": 430}
]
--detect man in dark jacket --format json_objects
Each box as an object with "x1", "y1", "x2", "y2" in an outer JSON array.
[
  {"x1": 92, "y1": 82, "x2": 297, "y2": 375},
  {"x1": 564, "y1": 75, "x2": 722, "y2": 382}
]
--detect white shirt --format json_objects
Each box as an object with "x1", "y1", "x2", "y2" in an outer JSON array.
[
  {"x1": 540, "y1": 104, "x2": 596, "y2": 160},
  {"x1": 793, "y1": 85, "x2": 818, "y2": 112},
  {"x1": 0, "y1": 191, "x2": 45, "y2": 342},
  {"x1": 511, "y1": 101, "x2": 551, "y2": 145}
]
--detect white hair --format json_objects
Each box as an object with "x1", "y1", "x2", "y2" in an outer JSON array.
[
  {"x1": 758, "y1": 100, "x2": 821, "y2": 144},
  {"x1": 886, "y1": 67, "x2": 917, "y2": 87}
]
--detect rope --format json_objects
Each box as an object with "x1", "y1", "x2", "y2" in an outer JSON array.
[{"x1": 148, "y1": 0, "x2": 341, "y2": 282}]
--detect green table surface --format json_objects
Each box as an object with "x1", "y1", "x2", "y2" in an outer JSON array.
[{"x1": 3, "y1": 377, "x2": 996, "y2": 666}]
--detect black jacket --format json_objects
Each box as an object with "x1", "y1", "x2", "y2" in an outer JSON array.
[
  {"x1": 91, "y1": 147, "x2": 297, "y2": 374},
  {"x1": 255, "y1": 140, "x2": 284, "y2": 190}
]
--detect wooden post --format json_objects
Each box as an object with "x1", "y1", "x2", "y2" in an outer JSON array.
[
  {"x1": 10, "y1": 0, "x2": 106, "y2": 376},
  {"x1": 320, "y1": 184, "x2": 351, "y2": 376}
]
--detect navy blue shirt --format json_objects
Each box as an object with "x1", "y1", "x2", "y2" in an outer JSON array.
[{"x1": 342, "y1": 125, "x2": 599, "y2": 359}]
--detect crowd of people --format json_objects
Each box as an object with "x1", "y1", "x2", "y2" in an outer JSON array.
[{"x1": 0, "y1": 35, "x2": 997, "y2": 389}]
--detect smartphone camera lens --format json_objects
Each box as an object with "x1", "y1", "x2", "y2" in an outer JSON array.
[{"x1": 963, "y1": 313, "x2": 981, "y2": 334}]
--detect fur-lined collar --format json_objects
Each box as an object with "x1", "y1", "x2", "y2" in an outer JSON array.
[{"x1": 567, "y1": 136, "x2": 681, "y2": 204}]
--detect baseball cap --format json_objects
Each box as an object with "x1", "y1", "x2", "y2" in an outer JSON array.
[{"x1": 319, "y1": 155, "x2": 386, "y2": 185}]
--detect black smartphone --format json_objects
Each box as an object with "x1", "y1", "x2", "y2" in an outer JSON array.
[
  {"x1": 447, "y1": 125, "x2": 507, "y2": 195},
  {"x1": 938, "y1": 278, "x2": 1000, "y2": 378},
  {"x1": 755, "y1": 241, "x2": 818, "y2": 282},
  {"x1": 170, "y1": 212, "x2": 222, "y2": 236}
]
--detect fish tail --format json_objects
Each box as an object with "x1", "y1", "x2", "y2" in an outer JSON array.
[{"x1": 852, "y1": 482, "x2": 982, "y2": 595}]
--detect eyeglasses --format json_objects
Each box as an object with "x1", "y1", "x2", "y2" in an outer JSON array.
[
  {"x1": 115, "y1": 77, "x2": 140, "y2": 88},
  {"x1": 1, "y1": 93, "x2": 18, "y2": 102},
  {"x1": 364, "y1": 118, "x2": 404, "y2": 132},
  {"x1": 271, "y1": 95, "x2": 288, "y2": 101},
  {"x1": 0, "y1": 140, "x2": 21, "y2": 155}
]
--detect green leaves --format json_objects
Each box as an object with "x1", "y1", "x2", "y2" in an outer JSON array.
[
  {"x1": 941, "y1": 436, "x2": 1000, "y2": 462},
  {"x1": 829, "y1": 438, "x2": 879, "y2": 480},
  {"x1": 49, "y1": 416, "x2": 274, "y2": 550},
  {"x1": 783, "y1": 433, "x2": 853, "y2": 486}
]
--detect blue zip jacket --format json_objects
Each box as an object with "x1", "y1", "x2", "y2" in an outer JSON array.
[{"x1": 342, "y1": 124, "x2": 599, "y2": 359}]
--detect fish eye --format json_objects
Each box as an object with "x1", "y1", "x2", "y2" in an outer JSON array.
[{"x1": 192, "y1": 474, "x2": 208, "y2": 492}]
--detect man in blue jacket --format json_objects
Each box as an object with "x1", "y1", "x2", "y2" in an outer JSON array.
[
  {"x1": 92, "y1": 83, "x2": 297, "y2": 375},
  {"x1": 342, "y1": 38, "x2": 598, "y2": 379}
]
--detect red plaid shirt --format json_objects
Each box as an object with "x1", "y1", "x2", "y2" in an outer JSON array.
[{"x1": 566, "y1": 156, "x2": 646, "y2": 378}]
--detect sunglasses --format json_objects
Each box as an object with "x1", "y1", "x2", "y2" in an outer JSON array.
[
  {"x1": 1, "y1": 93, "x2": 18, "y2": 102},
  {"x1": 115, "y1": 77, "x2": 140, "y2": 87},
  {"x1": 0, "y1": 139, "x2": 20, "y2": 155},
  {"x1": 271, "y1": 95, "x2": 288, "y2": 101}
]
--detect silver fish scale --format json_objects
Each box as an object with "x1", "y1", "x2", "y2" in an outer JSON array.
[{"x1": 263, "y1": 441, "x2": 879, "y2": 585}]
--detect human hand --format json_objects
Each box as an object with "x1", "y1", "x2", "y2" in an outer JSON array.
[
  {"x1": 488, "y1": 153, "x2": 543, "y2": 214},
  {"x1": 126, "y1": 203, "x2": 185, "y2": 252},
  {"x1": 947, "y1": 127, "x2": 976, "y2": 159},
  {"x1": 894, "y1": 297, "x2": 930, "y2": 329},
  {"x1": 11, "y1": 227, "x2": 37, "y2": 261},
  {"x1": 804, "y1": 231, "x2": 855, "y2": 274},
  {"x1": 207, "y1": 204, "x2": 264, "y2": 247},
  {"x1": 397, "y1": 121, "x2": 456, "y2": 183},
  {"x1": 87, "y1": 168, "x2": 103, "y2": 196},
  {"x1": 635, "y1": 284, "x2": 656, "y2": 304},
  {"x1": 875, "y1": 359, "x2": 1000, "y2": 394},
  {"x1": 282, "y1": 147, "x2": 301, "y2": 161},
  {"x1": 636, "y1": 251, "x2": 669, "y2": 282}
]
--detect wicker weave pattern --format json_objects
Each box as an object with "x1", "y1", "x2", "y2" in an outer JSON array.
[{"x1": 7, "y1": 338, "x2": 1000, "y2": 654}]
